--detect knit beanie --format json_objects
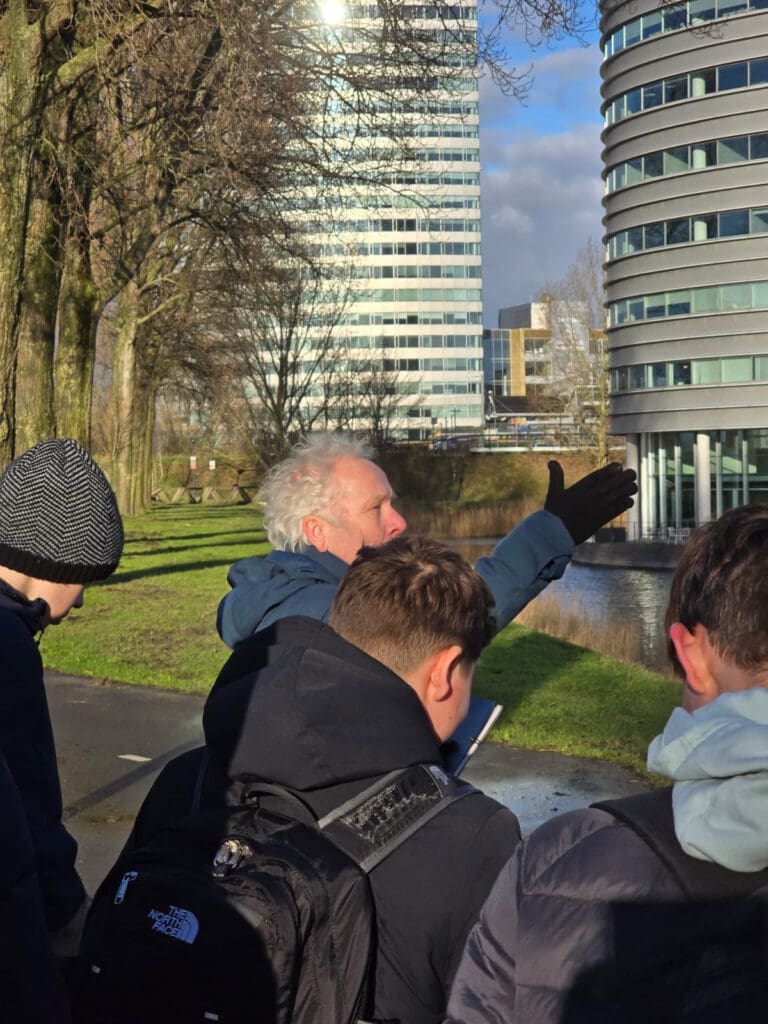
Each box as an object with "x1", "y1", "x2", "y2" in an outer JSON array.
[{"x1": 0, "y1": 439, "x2": 124, "y2": 583}]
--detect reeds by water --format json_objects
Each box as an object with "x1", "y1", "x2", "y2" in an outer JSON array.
[
  {"x1": 412, "y1": 499, "x2": 663, "y2": 673},
  {"x1": 403, "y1": 499, "x2": 539, "y2": 539},
  {"x1": 515, "y1": 592, "x2": 655, "y2": 671}
]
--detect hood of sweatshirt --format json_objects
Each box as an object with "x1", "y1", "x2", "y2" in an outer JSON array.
[
  {"x1": 647, "y1": 687, "x2": 768, "y2": 872},
  {"x1": 204, "y1": 615, "x2": 442, "y2": 791}
]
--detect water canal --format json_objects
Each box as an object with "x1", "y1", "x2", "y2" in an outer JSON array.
[{"x1": 448, "y1": 539, "x2": 675, "y2": 675}]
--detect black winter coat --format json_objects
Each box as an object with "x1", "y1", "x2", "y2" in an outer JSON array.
[
  {"x1": 0, "y1": 580, "x2": 85, "y2": 930},
  {"x1": 121, "y1": 617, "x2": 521, "y2": 1024},
  {"x1": 446, "y1": 803, "x2": 768, "y2": 1024},
  {"x1": 0, "y1": 749, "x2": 71, "y2": 1022}
]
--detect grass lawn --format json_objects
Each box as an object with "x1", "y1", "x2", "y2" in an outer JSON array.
[
  {"x1": 42, "y1": 503, "x2": 680, "y2": 775},
  {"x1": 475, "y1": 627, "x2": 679, "y2": 778},
  {"x1": 42, "y1": 504, "x2": 267, "y2": 691}
]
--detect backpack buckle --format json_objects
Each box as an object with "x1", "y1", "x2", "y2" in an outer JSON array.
[{"x1": 212, "y1": 837, "x2": 251, "y2": 879}]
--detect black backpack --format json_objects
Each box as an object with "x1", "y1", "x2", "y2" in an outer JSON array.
[{"x1": 74, "y1": 761, "x2": 474, "y2": 1024}]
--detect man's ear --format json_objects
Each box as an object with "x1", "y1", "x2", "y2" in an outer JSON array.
[
  {"x1": 302, "y1": 515, "x2": 328, "y2": 552},
  {"x1": 426, "y1": 645, "x2": 464, "y2": 703},
  {"x1": 668, "y1": 622, "x2": 718, "y2": 708}
]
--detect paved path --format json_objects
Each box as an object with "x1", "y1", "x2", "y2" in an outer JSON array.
[{"x1": 47, "y1": 671, "x2": 647, "y2": 896}]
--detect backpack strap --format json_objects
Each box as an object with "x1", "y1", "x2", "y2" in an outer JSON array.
[
  {"x1": 226, "y1": 763, "x2": 476, "y2": 872},
  {"x1": 240, "y1": 781, "x2": 318, "y2": 829},
  {"x1": 191, "y1": 749, "x2": 209, "y2": 813},
  {"x1": 319, "y1": 763, "x2": 477, "y2": 873},
  {"x1": 593, "y1": 787, "x2": 768, "y2": 901}
]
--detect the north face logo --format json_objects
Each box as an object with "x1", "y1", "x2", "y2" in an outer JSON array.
[{"x1": 147, "y1": 905, "x2": 199, "y2": 943}]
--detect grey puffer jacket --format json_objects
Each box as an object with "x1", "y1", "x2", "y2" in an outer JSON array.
[
  {"x1": 446, "y1": 692, "x2": 768, "y2": 1024},
  {"x1": 446, "y1": 803, "x2": 768, "y2": 1023}
]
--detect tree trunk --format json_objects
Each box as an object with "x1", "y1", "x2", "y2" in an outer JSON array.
[
  {"x1": 55, "y1": 212, "x2": 99, "y2": 445},
  {"x1": 110, "y1": 282, "x2": 161, "y2": 514},
  {"x1": 0, "y1": 7, "x2": 45, "y2": 462},
  {"x1": 14, "y1": 176, "x2": 60, "y2": 451},
  {"x1": 110, "y1": 282, "x2": 139, "y2": 512}
]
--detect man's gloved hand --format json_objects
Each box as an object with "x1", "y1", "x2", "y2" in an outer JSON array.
[{"x1": 544, "y1": 460, "x2": 638, "y2": 546}]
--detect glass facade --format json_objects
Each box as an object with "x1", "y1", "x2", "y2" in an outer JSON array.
[
  {"x1": 604, "y1": 58, "x2": 768, "y2": 126},
  {"x1": 605, "y1": 131, "x2": 768, "y2": 195},
  {"x1": 605, "y1": 0, "x2": 768, "y2": 58},
  {"x1": 607, "y1": 205, "x2": 768, "y2": 258},
  {"x1": 301, "y1": 2, "x2": 482, "y2": 440},
  {"x1": 636, "y1": 430, "x2": 768, "y2": 532},
  {"x1": 613, "y1": 354, "x2": 768, "y2": 392},
  {"x1": 608, "y1": 280, "x2": 768, "y2": 327}
]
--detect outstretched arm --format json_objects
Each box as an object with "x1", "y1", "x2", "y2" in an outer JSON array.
[{"x1": 477, "y1": 461, "x2": 638, "y2": 630}]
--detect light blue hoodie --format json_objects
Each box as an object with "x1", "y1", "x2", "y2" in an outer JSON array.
[{"x1": 647, "y1": 687, "x2": 768, "y2": 872}]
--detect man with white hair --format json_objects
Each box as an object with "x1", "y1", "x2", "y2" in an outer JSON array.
[{"x1": 218, "y1": 434, "x2": 637, "y2": 648}]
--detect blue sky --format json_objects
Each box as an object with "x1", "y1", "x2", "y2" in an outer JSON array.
[{"x1": 480, "y1": 32, "x2": 605, "y2": 320}]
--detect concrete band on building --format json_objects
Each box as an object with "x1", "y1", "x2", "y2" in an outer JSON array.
[{"x1": 601, "y1": 0, "x2": 768, "y2": 535}]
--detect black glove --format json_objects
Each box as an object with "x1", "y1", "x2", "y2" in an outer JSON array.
[{"x1": 544, "y1": 460, "x2": 638, "y2": 546}]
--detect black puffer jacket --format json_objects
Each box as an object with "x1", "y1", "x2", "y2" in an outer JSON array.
[
  {"x1": 446, "y1": 802, "x2": 768, "y2": 1024},
  {"x1": 122, "y1": 617, "x2": 521, "y2": 1024},
  {"x1": 0, "y1": 580, "x2": 86, "y2": 930}
]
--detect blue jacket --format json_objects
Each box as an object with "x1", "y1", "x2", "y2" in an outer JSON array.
[
  {"x1": 0, "y1": 579, "x2": 86, "y2": 931},
  {"x1": 217, "y1": 509, "x2": 573, "y2": 647}
]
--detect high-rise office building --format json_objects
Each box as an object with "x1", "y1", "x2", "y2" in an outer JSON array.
[
  {"x1": 304, "y1": 2, "x2": 483, "y2": 440},
  {"x1": 601, "y1": 0, "x2": 768, "y2": 535}
]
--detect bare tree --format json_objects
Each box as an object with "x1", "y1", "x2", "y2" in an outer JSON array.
[
  {"x1": 0, "y1": 0, "x2": 599, "y2": 491},
  {"x1": 317, "y1": 344, "x2": 418, "y2": 446},
  {"x1": 221, "y1": 250, "x2": 355, "y2": 462},
  {"x1": 536, "y1": 238, "x2": 614, "y2": 465}
]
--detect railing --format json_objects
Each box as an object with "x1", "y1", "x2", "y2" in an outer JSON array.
[{"x1": 622, "y1": 524, "x2": 693, "y2": 544}]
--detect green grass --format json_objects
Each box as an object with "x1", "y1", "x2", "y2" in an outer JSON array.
[
  {"x1": 475, "y1": 624, "x2": 680, "y2": 778},
  {"x1": 41, "y1": 504, "x2": 267, "y2": 691},
  {"x1": 41, "y1": 504, "x2": 680, "y2": 773}
]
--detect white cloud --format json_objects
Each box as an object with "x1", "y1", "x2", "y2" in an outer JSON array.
[
  {"x1": 479, "y1": 43, "x2": 605, "y2": 319},
  {"x1": 489, "y1": 205, "x2": 536, "y2": 233}
]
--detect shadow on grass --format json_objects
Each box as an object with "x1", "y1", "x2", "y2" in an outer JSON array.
[
  {"x1": 107, "y1": 557, "x2": 243, "y2": 585},
  {"x1": 475, "y1": 629, "x2": 588, "y2": 720},
  {"x1": 124, "y1": 526, "x2": 264, "y2": 546},
  {"x1": 119, "y1": 537, "x2": 267, "y2": 562},
  {"x1": 474, "y1": 627, "x2": 678, "y2": 771}
]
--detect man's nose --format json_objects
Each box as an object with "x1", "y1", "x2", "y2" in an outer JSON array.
[{"x1": 388, "y1": 507, "x2": 407, "y2": 537}]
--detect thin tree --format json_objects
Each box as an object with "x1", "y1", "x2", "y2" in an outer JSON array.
[{"x1": 536, "y1": 238, "x2": 614, "y2": 465}]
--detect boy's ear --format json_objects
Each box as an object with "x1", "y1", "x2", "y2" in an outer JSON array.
[
  {"x1": 668, "y1": 622, "x2": 718, "y2": 707},
  {"x1": 426, "y1": 645, "x2": 463, "y2": 703},
  {"x1": 302, "y1": 515, "x2": 328, "y2": 551}
]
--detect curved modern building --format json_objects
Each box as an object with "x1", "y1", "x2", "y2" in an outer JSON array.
[{"x1": 600, "y1": 0, "x2": 768, "y2": 534}]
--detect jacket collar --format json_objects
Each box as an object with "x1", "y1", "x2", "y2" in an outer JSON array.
[
  {"x1": 268, "y1": 545, "x2": 348, "y2": 583},
  {"x1": 0, "y1": 577, "x2": 47, "y2": 635}
]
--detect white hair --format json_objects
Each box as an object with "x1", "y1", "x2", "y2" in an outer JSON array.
[{"x1": 259, "y1": 434, "x2": 374, "y2": 551}]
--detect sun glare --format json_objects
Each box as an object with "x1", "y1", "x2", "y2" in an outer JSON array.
[{"x1": 319, "y1": 0, "x2": 346, "y2": 25}]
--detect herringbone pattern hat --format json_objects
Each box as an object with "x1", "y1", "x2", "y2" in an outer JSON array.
[{"x1": 0, "y1": 439, "x2": 124, "y2": 583}]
